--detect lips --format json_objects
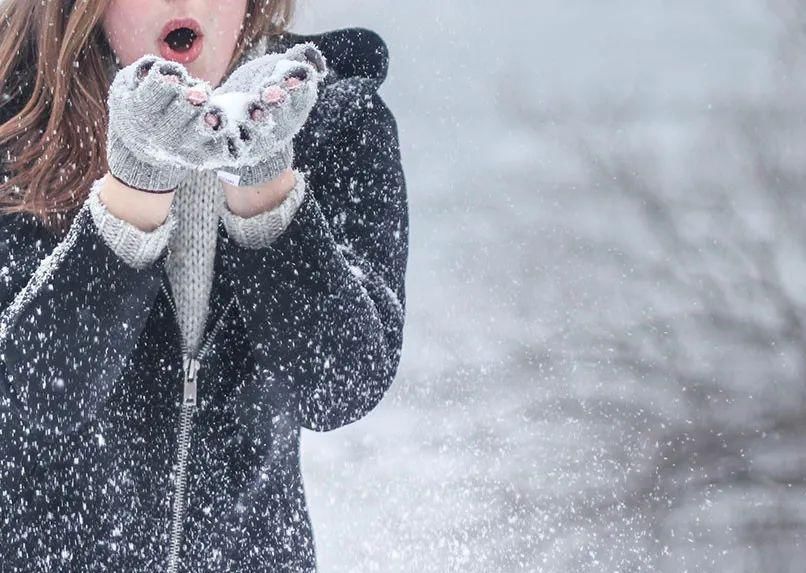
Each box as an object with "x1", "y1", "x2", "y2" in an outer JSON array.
[{"x1": 159, "y1": 18, "x2": 204, "y2": 64}]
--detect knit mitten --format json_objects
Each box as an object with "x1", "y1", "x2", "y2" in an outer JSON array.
[
  {"x1": 204, "y1": 43, "x2": 327, "y2": 187},
  {"x1": 107, "y1": 55, "x2": 227, "y2": 192}
]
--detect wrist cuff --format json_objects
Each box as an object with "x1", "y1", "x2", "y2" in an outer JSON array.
[
  {"x1": 223, "y1": 144, "x2": 294, "y2": 188},
  {"x1": 86, "y1": 177, "x2": 176, "y2": 270},
  {"x1": 219, "y1": 169, "x2": 307, "y2": 249},
  {"x1": 107, "y1": 134, "x2": 189, "y2": 192}
]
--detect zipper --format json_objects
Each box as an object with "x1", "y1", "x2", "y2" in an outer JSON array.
[{"x1": 161, "y1": 275, "x2": 236, "y2": 573}]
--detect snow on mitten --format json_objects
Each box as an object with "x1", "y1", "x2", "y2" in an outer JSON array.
[
  {"x1": 204, "y1": 43, "x2": 327, "y2": 187},
  {"x1": 106, "y1": 55, "x2": 226, "y2": 192}
]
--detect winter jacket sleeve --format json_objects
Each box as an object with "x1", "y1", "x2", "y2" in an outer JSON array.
[
  {"x1": 0, "y1": 178, "x2": 169, "y2": 439},
  {"x1": 217, "y1": 92, "x2": 409, "y2": 432}
]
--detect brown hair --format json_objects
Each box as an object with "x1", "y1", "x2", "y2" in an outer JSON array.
[{"x1": 0, "y1": 0, "x2": 296, "y2": 236}]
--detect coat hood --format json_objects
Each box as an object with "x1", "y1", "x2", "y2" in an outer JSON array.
[{"x1": 274, "y1": 27, "x2": 390, "y2": 87}]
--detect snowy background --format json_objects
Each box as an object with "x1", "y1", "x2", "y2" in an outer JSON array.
[{"x1": 295, "y1": 1, "x2": 806, "y2": 572}]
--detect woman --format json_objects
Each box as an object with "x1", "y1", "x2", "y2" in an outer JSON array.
[{"x1": 0, "y1": 1, "x2": 408, "y2": 571}]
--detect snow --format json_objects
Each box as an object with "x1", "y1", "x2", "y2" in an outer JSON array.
[
  {"x1": 295, "y1": 1, "x2": 806, "y2": 572},
  {"x1": 207, "y1": 91, "x2": 253, "y2": 124},
  {"x1": 0, "y1": 0, "x2": 801, "y2": 569}
]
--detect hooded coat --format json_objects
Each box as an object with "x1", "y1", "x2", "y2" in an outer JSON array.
[{"x1": 0, "y1": 27, "x2": 408, "y2": 572}]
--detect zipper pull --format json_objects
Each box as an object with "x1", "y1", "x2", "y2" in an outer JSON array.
[{"x1": 182, "y1": 356, "x2": 201, "y2": 407}]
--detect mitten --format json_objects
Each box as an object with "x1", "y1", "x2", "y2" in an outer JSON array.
[
  {"x1": 204, "y1": 43, "x2": 327, "y2": 187},
  {"x1": 106, "y1": 55, "x2": 229, "y2": 192}
]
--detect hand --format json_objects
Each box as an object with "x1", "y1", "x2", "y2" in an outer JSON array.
[
  {"x1": 203, "y1": 43, "x2": 328, "y2": 187},
  {"x1": 106, "y1": 55, "x2": 227, "y2": 192}
]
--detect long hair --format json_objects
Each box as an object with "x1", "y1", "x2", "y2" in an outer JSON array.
[{"x1": 0, "y1": 0, "x2": 296, "y2": 236}]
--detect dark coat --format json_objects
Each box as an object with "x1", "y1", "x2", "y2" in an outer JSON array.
[{"x1": 0, "y1": 27, "x2": 408, "y2": 572}]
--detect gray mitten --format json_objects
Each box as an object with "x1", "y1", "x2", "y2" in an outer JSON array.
[
  {"x1": 106, "y1": 55, "x2": 229, "y2": 192},
  {"x1": 204, "y1": 43, "x2": 328, "y2": 187}
]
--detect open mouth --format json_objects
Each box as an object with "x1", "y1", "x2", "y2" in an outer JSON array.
[
  {"x1": 166, "y1": 27, "x2": 197, "y2": 52},
  {"x1": 159, "y1": 18, "x2": 204, "y2": 64}
]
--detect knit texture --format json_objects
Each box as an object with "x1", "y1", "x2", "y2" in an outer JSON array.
[
  {"x1": 106, "y1": 57, "x2": 198, "y2": 192},
  {"x1": 90, "y1": 36, "x2": 308, "y2": 356},
  {"x1": 217, "y1": 142, "x2": 295, "y2": 188},
  {"x1": 218, "y1": 170, "x2": 307, "y2": 249},
  {"x1": 88, "y1": 169, "x2": 306, "y2": 356},
  {"x1": 210, "y1": 42, "x2": 326, "y2": 187},
  {"x1": 164, "y1": 169, "x2": 221, "y2": 355},
  {"x1": 86, "y1": 178, "x2": 175, "y2": 270}
]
